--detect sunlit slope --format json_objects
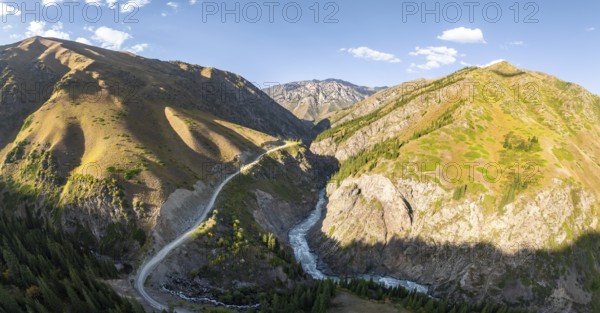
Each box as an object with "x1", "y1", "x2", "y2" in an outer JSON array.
[
  {"x1": 314, "y1": 62, "x2": 600, "y2": 204},
  {"x1": 0, "y1": 37, "x2": 310, "y2": 257},
  {"x1": 310, "y1": 62, "x2": 600, "y2": 312}
]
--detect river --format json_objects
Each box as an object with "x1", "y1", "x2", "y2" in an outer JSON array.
[
  {"x1": 289, "y1": 189, "x2": 430, "y2": 294},
  {"x1": 135, "y1": 143, "x2": 427, "y2": 312}
]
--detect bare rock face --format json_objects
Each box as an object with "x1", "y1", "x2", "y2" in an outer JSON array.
[
  {"x1": 150, "y1": 146, "x2": 328, "y2": 301},
  {"x1": 153, "y1": 180, "x2": 212, "y2": 247},
  {"x1": 253, "y1": 189, "x2": 314, "y2": 244},
  {"x1": 263, "y1": 79, "x2": 386, "y2": 122},
  {"x1": 310, "y1": 79, "x2": 431, "y2": 161},
  {"x1": 309, "y1": 174, "x2": 597, "y2": 312}
]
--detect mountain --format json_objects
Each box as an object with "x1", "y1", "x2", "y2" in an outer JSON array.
[
  {"x1": 263, "y1": 79, "x2": 386, "y2": 123},
  {"x1": 0, "y1": 36, "x2": 312, "y2": 258},
  {"x1": 309, "y1": 62, "x2": 600, "y2": 312},
  {"x1": 0, "y1": 37, "x2": 342, "y2": 312}
]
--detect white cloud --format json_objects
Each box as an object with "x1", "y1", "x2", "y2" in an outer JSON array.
[
  {"x1": 91, "y1": 26, "x2": 132, "y2": 49},
  {"x1": 437, "y1": 27, "x2": 486, "y2": 44},
  {"x1": 2, "y1": 25, "x2": 13, "y2": 31},
  {"x1": 27, "y1": 21, "x2": 47, "y2": 36},
  {"x1": 126, "y1": 43, "x2": 148, "y2": 54},
  {"x1": 26, "y1": 21, "x2": 70, "y2": 40},
  {"x1": 408, "y1": 46, "x2": 458, "y2": 72},
  {"x1": 42, "y1": 0, "x2": 63, "y2": 5},
  {"x1": 508, "y1": 41, "x2": 525, "y2": 46},
  {"x1": 480, "y1": 59, "x2": 505, "y2": 67},
  {"x1": 455, "y1": 58, "x2": 508, "y2": 68},
  {"x1": 122, "y1": 0, "x2": 151, "y2": 13},
  {"x1": 341, "y1": 46, "x2": 401, "y2": 63},
  {"x1": 586, "y1": 27, "x2": 595, "y2": 32},
  {"x1": 458, "y1": 59, "x2": 507, "y2": 68},
  {"x1": 106, "y1": 0, "x2": 118, "y2": 8},
  {"x1": 167, "y1": 2, "x2": 178, "y2": 9},
  {"x1": 0, "y1": 2, "x2": 21, "y2": 16},
  {"x1": 189, "y1": 0, "x2": 197, "y2": 4},
  {"x1": 76, "y1": 37, "x2": 92, "y2": 45}
]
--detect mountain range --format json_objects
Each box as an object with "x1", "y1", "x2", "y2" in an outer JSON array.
[
  {"x1": 263, "y1": 79, "x2": 386, "y2": 123},
  {"x1": 1, "y1": 37, "x2": 599, "y2": 313}
]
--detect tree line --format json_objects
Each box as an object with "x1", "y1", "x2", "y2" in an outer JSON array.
[{"x1": 0, "y1": 185, "x2": 145, "y2": 313}]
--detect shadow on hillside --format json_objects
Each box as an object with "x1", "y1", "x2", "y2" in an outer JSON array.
[
  {"x1": 313, "y1": 119, "x2": 332, "y2": 135},
  {"x1": 307, "y1": 217, "x2": 600, "y2": 312}
]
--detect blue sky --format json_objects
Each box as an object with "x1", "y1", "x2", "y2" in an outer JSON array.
[{"x1": 1, "y1": 0, "x2": 599, "y2": 94}]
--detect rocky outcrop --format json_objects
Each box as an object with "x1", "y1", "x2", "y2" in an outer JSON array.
[
  {"x1": 263, "y1": 79, "x2": 386, "y2": 122},
  {"x1": 310, "y1": 97, "x2": 422, "y2": 161},
  {"x1": 306, "y1": 63, "x2": 600, "y2": 312},
  {"x1": 148, "y1": 145, "x2": 334, "y2": 303},
  {"x1": 309, "y1": 173, "x2": 597, "y2": 312}
]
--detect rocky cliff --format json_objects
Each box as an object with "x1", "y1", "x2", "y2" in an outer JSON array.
[
  {"x1": 309, "y1": 62, "x2": 600, "y2": 312},
  {"x1": 263, "y1": 79, "x2": 386, "y2": 123},
  {"x1": 149, "y1": 145, "x2": 334, "y2": 305}
]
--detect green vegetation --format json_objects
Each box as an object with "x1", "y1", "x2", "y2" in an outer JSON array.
[
  {"x1": 125, "y1": 168, "x2": 142, "y2": 180},
  {"x1": 498, "y1": 175, "x2": 526, "y2": 209},
  {"x1": 452, "y1": 184, "x2": 468, "y2": 200},
  {"x1": 20, "y1": 116, "x2": 33, "y2": 132},
  {"x1": 330, "y1": 100, "x2": 462, "y2": 185},
  {"x1": 552, "y1": 147, "x2": 575, "y2": 162},
  {"x1": 60, "y1": 175, "x2": 148, "y2": 256},
  {"x1": 64, "y1": 174, "x2": 130, "y2": 210},
  {"x1": 184, "y1": 152, "x2": 315, "y2": 305},
  {"x1": 411, "y1": 101, "x2": 461, "y2": 140},
  {"x1": 336, "y1": 278, "x2": 528, "y2": 313},
  {"x1": 5, "y1": 141, "x2": 29, "y2": 163},
  {"x1": 258, "y1": 279, "x2": 336, "y2": 313},
  {"x1": 19, "y1": 149, "x2": 63, "y2": 186},
  {"x1": 0, "y1": 199, "x2": 144, "y2": 312},
  {"x1": 314, "y1": 95, "x2": 412, "y2": 144},
  {"x1": 259, "y1": 277, "x2": 530, "y2": 313},
  {"x1": 502, "y1": 132, "x2": 540, "y2": 152},
  {"x1": 315, "y1": 70, "x2": 474, "y2": 144},
  {"x1": 496, "y1": 132, "x2": 545, "y2": 208},
  {"x1": 331, "y1": 138, "x2": 405, "y2": 184},
  {"x1": 106, "y1": 165, "x2": 143, "y2": 180}
]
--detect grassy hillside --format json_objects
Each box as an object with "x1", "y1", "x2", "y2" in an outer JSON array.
[
  {"x1": 309, "y1": 62, "x2": 600, "y2": 312},
  {"x1": 319, "y1": 62, "x2": 600, "y2": 214},
  {"x1": 0, "y1": 36, "x2": 312, "y2": 259}
]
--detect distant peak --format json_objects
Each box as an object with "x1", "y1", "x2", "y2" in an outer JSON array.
[
  {"x1": 481, "y1": 60, "x2": 517, "y2": 70},
  {"x1": 16, "y1": 36, "x2": 51, "y2": 50},
  {"x1": 21, "y1": 36, "x2": 56, "y2": 43},
  {"x1": 18, "y1": 36, "x2": 67, "y2": 48},
  {"x1": 478, "y1": 60, "x2": 527, "y2": 77},
  {"x1": 307, "y1": 78, "x2": 353, "y2": 85}
]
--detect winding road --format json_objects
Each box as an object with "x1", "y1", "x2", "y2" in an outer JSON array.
[{"x1": 134, "y1": 143, "x2": 294, "y2": 312}]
